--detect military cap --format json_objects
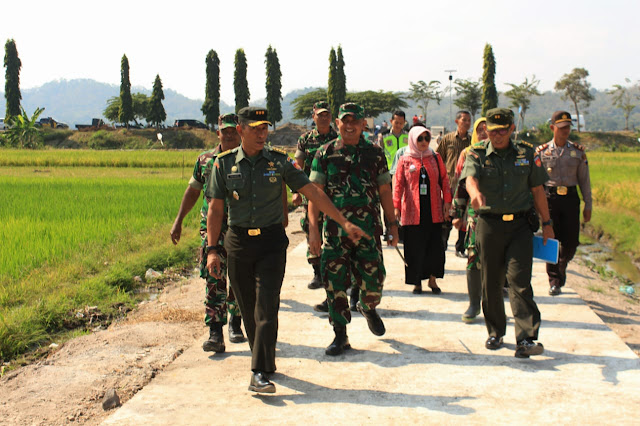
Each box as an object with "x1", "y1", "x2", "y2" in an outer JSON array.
[
  {"x1": 486, "y1": 108, "x2": 514, "y2": 131},
  {"x1": 313, "y1": 101, "x2": 330, "y2": 114},
  {"x1": 551, "y1": 110, "x2": 572, "y2": 128},
  {"x1": 237, "y1": 106, "x2": 272, "y2": 127},
  {"x1": 338, "y1": 102, "x2": 365, "y2": 120},
  {"x1": 218, "y1": 113, "x2": 238, "y2": 130}
]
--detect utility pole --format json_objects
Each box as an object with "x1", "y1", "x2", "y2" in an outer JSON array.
[{"x1": 445, "y1": 69, "x2": 456, "y2": 124}]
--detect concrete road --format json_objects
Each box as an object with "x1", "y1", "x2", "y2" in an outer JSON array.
[{"x1": 103, "y1": 237, "x2": 640, "y2": 425}]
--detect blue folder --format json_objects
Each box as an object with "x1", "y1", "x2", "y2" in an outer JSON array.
[{"x1": 533, "y1": 236, "x2": 559, "y2": 264}]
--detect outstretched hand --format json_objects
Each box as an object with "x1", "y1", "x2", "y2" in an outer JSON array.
[{"x1": 343, "y1": 222, "x2": 370, "y2": 244}]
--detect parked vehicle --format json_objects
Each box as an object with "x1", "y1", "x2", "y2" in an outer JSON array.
[
  {"x1": 75, "y1": 118, "x2": 107, "y2": 130},
  {"x1": 173, "y1": 119, "x2": 208, "y2": 129},
  {"x1": 36, "y1": 117, "x2": 69, "y2": 129}
]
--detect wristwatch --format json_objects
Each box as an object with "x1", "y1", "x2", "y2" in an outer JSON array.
[
  {"x1": 542, "y1": 219, "x2": 553, "y2": 227},
  {"x1": 206, "y1": 245, "x2": 222, "y2": 252}
]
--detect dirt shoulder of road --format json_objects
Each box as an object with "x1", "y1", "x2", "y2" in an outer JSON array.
[{"x1": 0, "y1": 208, "x2": 638, "y2": 425}]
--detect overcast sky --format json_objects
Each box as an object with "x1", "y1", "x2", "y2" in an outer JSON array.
[{"x1": 2, "y1": 0, "x2": 638, "y2": 104}]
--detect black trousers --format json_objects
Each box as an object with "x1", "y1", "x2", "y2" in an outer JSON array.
[
  {"x1": 476, "y1": 216, "x2": 540, "y2": 342},
  {"x1": 546, "y1": 191, "x2": 581, "y2": 287},
  {"x1": 442, "y1": 221, "x2": 466, "y2": 253},
  {"x1": 225, "y1": 224, "x2": 288, "y2": 373},
  {"x1": 403, "y1": 222, "x2": 444, "y2": 284}
]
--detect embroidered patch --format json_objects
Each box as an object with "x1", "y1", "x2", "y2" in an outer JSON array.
[{"x1": 515, "y1": 158, "x2": 530, "y2": 166}]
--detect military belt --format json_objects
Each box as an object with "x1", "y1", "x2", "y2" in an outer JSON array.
[
  {"x1": 546, "y1": 185, "x2": 577, "y2": 196},
  {"x1": 230, "y1": 223, "x2": 282, "y2": 237},
  {"x1": 480, "y1": 211, "x2": 527, "y2": 222}
]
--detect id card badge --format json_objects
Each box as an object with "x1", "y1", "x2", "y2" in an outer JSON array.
[{"x1": 420, "y1": 183, "x2": 428, "y2": 195}]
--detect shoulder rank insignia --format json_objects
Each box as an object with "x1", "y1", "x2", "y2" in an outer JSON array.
[
  {"x1": 535, "y1": 143, "x2": 548, "y2": 153},
  {"x1": 569, "y1": 141, "x2": 586, "y2": 151},
  {"x1": 217, "y1": 149, "x2": 234, "y2": 158},
  {"x1": 269, "y1": 146, "x2": 288, "y2": 156},
  {"x1": 519, "y1": 140, "x2": 533, "y2": 148}
]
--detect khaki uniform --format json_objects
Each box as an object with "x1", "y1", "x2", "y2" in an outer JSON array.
[{"x1": 461, "y1": 139, "x2": 549, "y2": 342}]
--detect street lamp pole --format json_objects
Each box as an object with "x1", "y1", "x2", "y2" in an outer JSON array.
[{"x1": 445, "y1": 69, "x2": 456, "y2": 124}]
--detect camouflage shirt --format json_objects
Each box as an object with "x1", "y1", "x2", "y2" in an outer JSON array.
[
  {"x1": 310, "y1": 135, "x2": 391, "y2": 237},
  {"x1": 295, "y1": 127, "x2": 339, "y2": 176},
  {"x1": 188, "y1": 145, "x2": 228, "y2": 239}
]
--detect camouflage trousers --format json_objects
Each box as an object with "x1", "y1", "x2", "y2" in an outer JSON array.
[
  {"x1": 300, "y1": 203, "x2": 324, "y2": 265},
  {"x1": 321, "y1": 233, "x2": 385, "y2": 326},
  {"x1": 465, "y1": 214, "x2": 480, "y2": 271},
  {"x1": 200, "y1": 237, "x2": 240, "y2": 325}
]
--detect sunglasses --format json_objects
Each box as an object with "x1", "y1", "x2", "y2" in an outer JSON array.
[
  {"x1": 417, "y1": 135, "x2": 431, "y2": 142},
  {"x1": 488, "y1": 128, "x2": 510, "y2": 135}
]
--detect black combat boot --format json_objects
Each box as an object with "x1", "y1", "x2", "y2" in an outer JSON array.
[
  {"x1": 356, "y1": 302, "x2": 385, "y2": 336},
  {"x1": 462, "y1": 269, "x2": 482, "y2": 323},
  {"x1": 307, "y1": 263, "x2": 323, "y2": 289},
  {"x1": 349, "y1": 288, "x2": 359, "y2": 312},
  {"x1": 325, "y1": 325, "x2": 351, "y2": 356},
  {"x1": 313, "y1": 299, "x2": 329, "y2": 312},
  {"x1": 202, "y1": 322, "x2": 225, "y2": 353},
  {"x1": 228, "y1": 315, "x2": 246, "y2": 343}
]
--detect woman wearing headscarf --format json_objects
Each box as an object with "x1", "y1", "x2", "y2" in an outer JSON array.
[
  {"x1": 451, "y1": 117, "x2": 488, "y2": 322},
  {"x1": 393, "y1": 126, "x2": 451, "y2": 295}
]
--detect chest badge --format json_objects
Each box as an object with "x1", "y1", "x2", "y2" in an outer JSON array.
[
  {"x1": 233, "y1": 191, "x2": 240, "y2": 200},
  {"x1": 570, "y1": 151, "x2": 577, "y2": 157},
  {"x1": 268, "y1": 161, "x2": 275, "y2": 167},
  {"x1": 231, "y1": 165, "x2": 238, "y2": 172},
  {"x1": 269, "y1": 177, "x2": 277, "y2": 183}
]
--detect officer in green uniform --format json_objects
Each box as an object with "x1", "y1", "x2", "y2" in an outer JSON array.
[
  {"x1": 308, "y1": 103, "x2": 399, "y2": 357},
  {"x1": 462, "y1": 108, "x2": 554, "y2": 359},
  {"x1": 293, "y1": 101, "x2": 340, "y2": 311},
  {"x1": 170, "y1": 113, "x2": 245, "y2": 353},
  {"x1": 205, "y1": 106, "x2": 367, "y2": 393},
  {"x1": 536, "y1": 111, "x2": 592, "y2": 296}
]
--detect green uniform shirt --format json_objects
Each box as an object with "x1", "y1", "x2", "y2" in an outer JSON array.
[
  {"x1": 310, "y1": 135, "x2": 391, "y2": 237},
  {"x1": 207, "y1": 145, "x2": 310, "y2": 228},
  {"x1": 460, "y1": 139, "x2": 548, "y2": 214}
]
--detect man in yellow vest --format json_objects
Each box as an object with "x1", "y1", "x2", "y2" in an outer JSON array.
[{"x1": 382, "y1": 110, "x2": 408, "y2": 170}]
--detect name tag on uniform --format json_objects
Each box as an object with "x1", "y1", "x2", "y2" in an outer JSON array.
[
  {"x1": 227, "y1": 173, "x2": 243, "y2": 180},
  {"x1": 515, "y1": 158, "x2": 529, "y2": 166}
]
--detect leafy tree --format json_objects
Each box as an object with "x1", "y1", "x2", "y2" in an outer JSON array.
[
  {"x1": 453, "y1": 78, "x2": 482, "y2": 120},
  {"x1": 104, "y1": 93, "x2": 149, "y2": 124},
  {"x1": 201, "y1": 50, "x2": 220, "y2": 128},
  {"x1": 4, "y1": 106, "x2": 45, "y2": 148},
  {"x1": 4, "y1": 39, "x2": 22, "y2": 120},
  {"x1": 328, "y1": 47, "x2": 338, "y2": 118},
  {"x1": 346, "y1": 91, "x2": 408, "y2": 118},
  {"x1": 335, "y1": 46, "x2": 347, "y2": 113},
  {"x1": 554, "y1": 67, "x2": 594, "y2": 132},
  {"x1": 408, "y1": 80, "x2": 442, "y2": 124},
  {"x1": 147, "y1": 74, "x2": 166, "y2": 128},
  {"x1": 118, "y1": 54, "x2": 134, "y2": 127},
  {"x1": 608, "y1": 78, "x2": 637, "y2": 130},
  {"x1": 481, "y1": 43, "x2": 498, "y2": 116},
  {"x1": 234, "y1": 49, "x2": 250, "y2": 113},
  {"x1": 504, "y1": 75, "x2": 541, "y2": 131},
  {"x1": 265, "y1": 45, "x2": 283, "y2": 129},
  {"x1": 291, "y1": 88, "x2": 328, "y2": 120}
]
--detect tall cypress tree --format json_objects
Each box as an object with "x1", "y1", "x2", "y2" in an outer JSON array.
[
  {"x1": 481, "y1": 43, "x2": 498, "y2": 116},
  {"x1": 234, "y1": 48, "x2": 250, "y2": 113},
  {"x1": 118, "y1": 54, "x2": 134, "y2": 127},
  {"x1": 265, "y1": 45, "x2": 282, "y2": 130},
  {"x1": 336, "y1": 45, "x2": 347, "y2": 112},
  {"x1": 147, "y1": 74, "x2": 166, "y2": 129},
  {"x1": 201, "y1": 49, "x2": 220, "y2": 129},
  {"x1": 327, "y1": 47, "x2": 338, "y2": 119},
  {"x1": 4, "y1": 39, "x2": 22, "y2": 120}
]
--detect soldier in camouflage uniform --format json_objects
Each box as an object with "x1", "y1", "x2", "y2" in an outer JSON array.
[
  {"x1": 170, "y1": 114, "x2": 245, "y2": 353},
  {"x1": 293, "y1": 101, "x2": 340, "y2": 311},
  {"x1": 308, "y1": 103, "x2": 398, "y2": 356}
]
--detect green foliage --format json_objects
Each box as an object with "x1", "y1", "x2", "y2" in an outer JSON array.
[
  {"x1": 453, "y1": 78, "x2": 482, "y2": 120},
  {"x1": 335, "y1": 46, "x2": 346, "y2": 114},
  {"x1": 608, "y1": 79, "x2": 637, "y2": 131},
  {"x1": 147, "y1": 74, "x2": 166, "y2": 128},
  {"x1": 201, "y1": 50, "x2": 220, "y2": 128},
  {"x1": 554, "y1": 67, "x2": 594, "y2": 132},
  {"x1": 291, "y1": 88, "x2": 328, "y2": 120},
  {"x1": 3, "y1": 106, "x2": 45, "y2": 148},
  {"x1": 346, "y1": 91, "x2": 408, "y2": 118},
  {"x1": 407, "y1": 80, "x2": 442, "y2": 124},
  {"x1": 328, "y1": 47, "x2": 338, "y2": 119},
  {"x1": 481, "y1": 43, "x2": 498, "y2": 116},
  {"x1": 4, "y1": 39, "x2": 22, "y2": 119},
  {"x1": 118, "y1": 54, "x2": 134, "y2": 126},
  {"x1": 104, "y1": 93, "x2": 149, "y2": 124},
  {"x1": 505, "y1": 75, "x2": 541, "y2": 131},
  {"x1": 234, "y1": 49, "x2": 250, "y2": 113},
  {"x1": 265, "y1": 45, "x2": 283, "y2": 127}
]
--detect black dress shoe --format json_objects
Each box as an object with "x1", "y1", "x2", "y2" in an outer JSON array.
[
  {"x1": 248, "y1": 371, "x2": 276, "y2": 393},
  {"x1": 485, "y1": 336, "x2": 503, "y2": 350},
  {"x1": 356, "y1": 302, "x2": 385, "y2": 336},
  {"x1": 549, "y1": 285, "x2": 561, "y2": 296},
  {"x1": 313, "y1": 299, "x2": 329, "y2": 312},
  {"x1": 515, "y1": 339, "x2": 544, "y2": 358}
]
